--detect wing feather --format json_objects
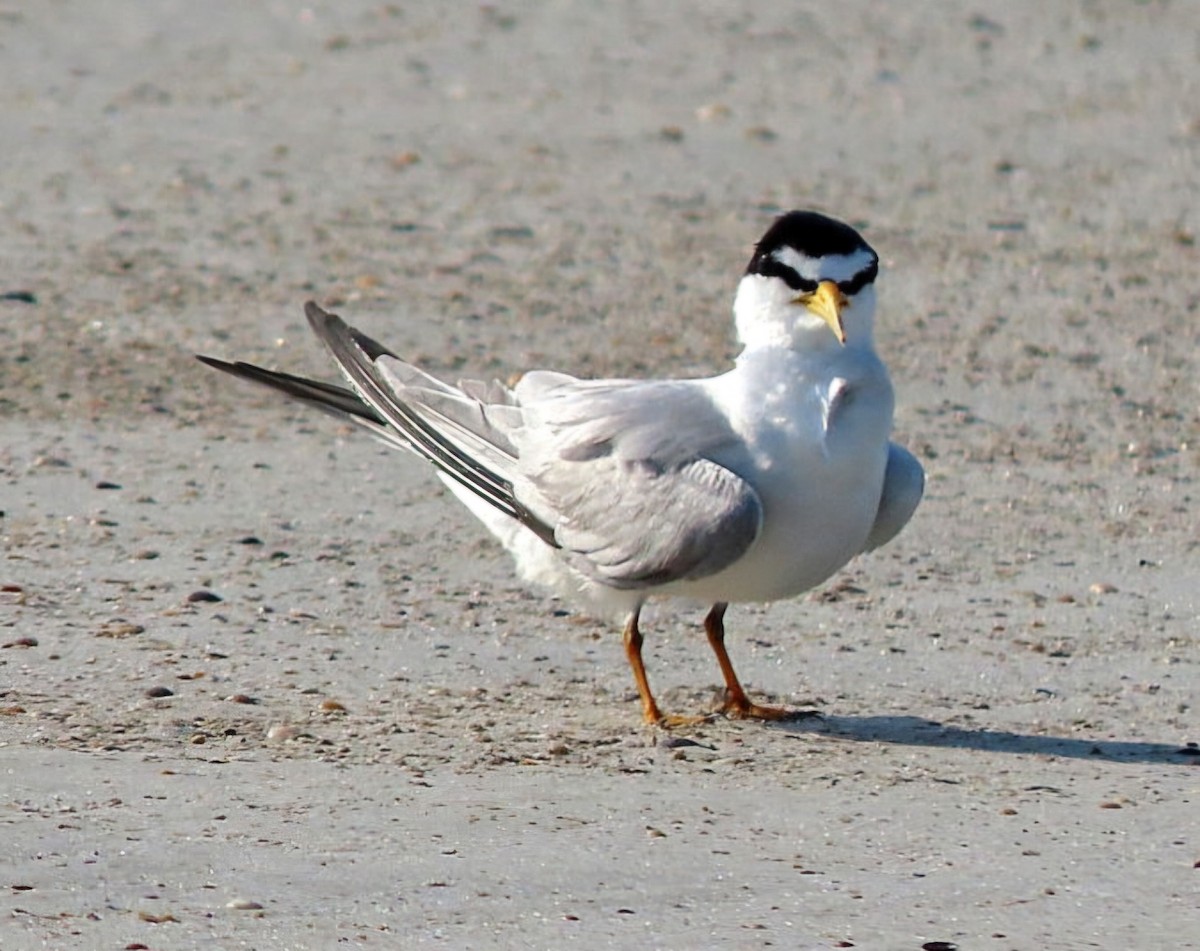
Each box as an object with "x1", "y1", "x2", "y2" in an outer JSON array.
[
  {"x1": 862, "y1": 442, "x2": 924, "y2": 552},
  {"x1": 518, "y1": 381, "x2": 763, "y2": 587},
  {"x1": 201, "y1": 303, "x2": 764, "y2": 590}
]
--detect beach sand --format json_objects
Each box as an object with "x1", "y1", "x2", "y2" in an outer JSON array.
[{"x1": 2, "y1": 3, "x2": 1197, "y2": 947}]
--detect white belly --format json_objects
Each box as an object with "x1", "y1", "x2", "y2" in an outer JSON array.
[{"x1": 671, "y1": 351, "x2": 894, "y2": 603}]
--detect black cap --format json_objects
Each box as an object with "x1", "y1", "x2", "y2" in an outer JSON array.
[{"x1": 745, "y1": 211, "x2": 877, "y2": 293}]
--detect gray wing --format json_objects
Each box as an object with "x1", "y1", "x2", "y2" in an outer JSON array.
[
  {"x1": 862, "y1": 443, "x2": 924, "y2": 552},
  {"x1": 200, "y1": 303, "x2": 763, "y2": 589},
  {"x1": 367, "y1": 336, "x2": 764, "y2": 589},
  {"x1": 516, "y1": 380, "x2": 763, "y2": 589}
]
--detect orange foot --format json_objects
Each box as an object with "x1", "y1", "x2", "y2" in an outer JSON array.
[
  {"x1": 718, "y1": 692, "x2": 822, "y2": 721},
  {"x1": 654, "y1": 711, "x2": 716, "y2": 729}
]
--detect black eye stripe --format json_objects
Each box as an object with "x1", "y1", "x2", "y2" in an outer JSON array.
[
  {"x1": 837, "y1": 260, "x2": 879, "y2": 296},
  {"x1": 744, "y1": 211, "x2": 879, "y2": 296},
  {"x1": 756, "y1": 258, "x2": 817, "y2": 293},
  {"x1": 757, "y1": 257, "x2": 877, "y2": 297}
]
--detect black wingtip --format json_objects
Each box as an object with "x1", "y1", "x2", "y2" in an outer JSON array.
[
  {"x1": 196, "y1": 353, "x2": 268, "y2": 381},
  {"x1": 304, "y1": 300, "x2": 396, "y2": 361},
  {"x1": 203, "y1": 301, "x2": 560, "y2": 550},
  {"x1": 195, "y1": 347, "x2": 387, "y2": 426},
  {"x1": 304, "y1": 299, "x2": 334, "y2": 327},
  {"x1": 196, "y1": 353, "x2": 233, "y2": 371}
]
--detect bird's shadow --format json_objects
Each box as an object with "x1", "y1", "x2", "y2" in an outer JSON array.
[{"x1": 771, "y1": 713, "x2": 1199, "y2": 765}]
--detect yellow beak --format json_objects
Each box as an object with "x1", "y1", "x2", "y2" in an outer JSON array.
[{"x1": 797, "y1": 280, "x2": 848, "y2": 344}]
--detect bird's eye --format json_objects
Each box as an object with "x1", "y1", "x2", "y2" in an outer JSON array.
[
  {"x1": 752, "y1": 254, "x2": 819, "y2": 293},
  {"x1": 837, "y1": 260, "x2": 879, "y2": 297}
]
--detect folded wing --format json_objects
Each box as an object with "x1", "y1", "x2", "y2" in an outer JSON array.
[
  {"x1": 200, "y1": 302, "x2": 764, "y2": 592},
  {"x1": 862, "y1": 442, "x2": 924, "y2": 552},
  {"x1": 512, "y1": 378, "x2": 763, "y2": 588}
]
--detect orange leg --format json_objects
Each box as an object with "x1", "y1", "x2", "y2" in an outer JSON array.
[
  {"x1": 704, "y1": 603, "x2": 794, "y2": 720},
  {"x1": 623, "y1": 610, "x2": 664, "y2": 725},
  {"x1": 623, "y1": 611, "x2": 709, "y2": 727}
]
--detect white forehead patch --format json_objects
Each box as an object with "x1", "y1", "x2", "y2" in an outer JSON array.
[{"x1": 771, "y1": 245, "x2": 877, "y2": 284}]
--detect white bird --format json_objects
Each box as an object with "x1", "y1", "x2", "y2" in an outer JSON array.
[{"x1": 199, "y1": 210, "x2": 923, "y2": 726}]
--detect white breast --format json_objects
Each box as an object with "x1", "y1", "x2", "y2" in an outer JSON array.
[{"x1": 672, "y1": 345, "x2": 894, "y2": 603}]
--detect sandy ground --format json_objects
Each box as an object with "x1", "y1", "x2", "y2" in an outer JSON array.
[{"x1": 2, "y1": 2, "x2": 1198, "y2": 948}]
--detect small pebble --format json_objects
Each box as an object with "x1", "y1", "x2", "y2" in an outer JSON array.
[
  {"x1": 489, "y1": 225, "x2": 534, "y2": 240},
  {"x1": 658, "y1": 735, "x2": 713, "y2": 750},
  {"x1": 318, "y1": 699, "x2": 347, "y2": 713},
  {"x1": 227, "y1": 693, "x2": 258, "y2": 705},
  {"x1": 1089, "y1": 581, "x2": 1118, "y2": 594},
  {"x1": 96, "y1": 481, "x2": 122, "y2": 490},
  {"x1": 144, "y1": 686, "x2": 174, "y2": 699},
  {"x1": 187, "y1": 590, "x2": 223, "y2": 603},
  {"x1": 2, "y1": 636, "x2": 38, "y2": 648},
  {"x1": 189, "y1": 733, "x2": 207, "y2": 745},
  {"x1": 96, "y1": 622, "x2": 145, "y2": 638},
  {"x1": 267, "y1": 724, "x2": 298, "y2": 741},
  {"x1": 226, "y1": 898, "x2": 264, "y2": 910},
  {"x1": 744, "y1": 125, "x2": 777, "y2": 142},
  {"x1": 695, "y1": 102, "x2": 731, "y2": 121}
]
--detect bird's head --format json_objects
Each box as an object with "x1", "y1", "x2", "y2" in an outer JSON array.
[{"x1": 734, "y1": 210, "x2": 879, "y2": 351}]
